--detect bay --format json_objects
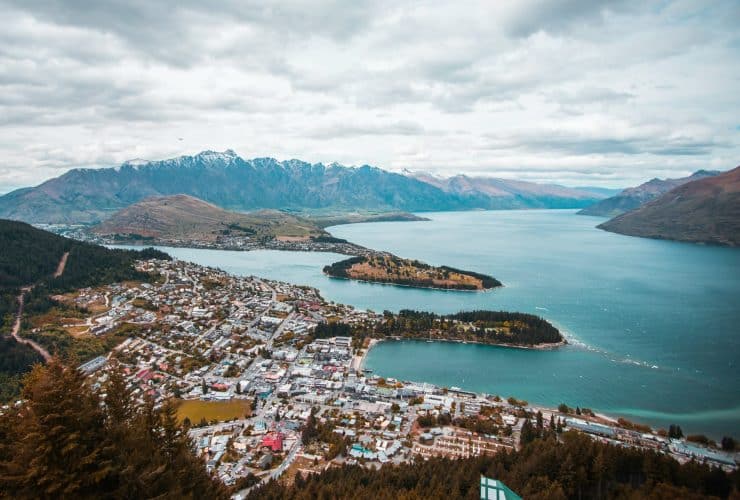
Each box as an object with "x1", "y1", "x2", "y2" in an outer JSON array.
[{"x1": 127, "y1": 209, "x2": 740, "y2": 438}]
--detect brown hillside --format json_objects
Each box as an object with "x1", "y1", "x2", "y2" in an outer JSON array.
[
  {"x1": 93, "y1": 194, "x2": 327, "y2": 241},
  {"x1": 598, "y1": 167, "x2": 740, "y2": 246}
]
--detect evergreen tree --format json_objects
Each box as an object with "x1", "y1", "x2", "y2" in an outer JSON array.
[
  {"x1": 668, "y1": 424, "x2": 684, "y2": 439},
  {"x1": 0, "y1": 359, "x2": 115, "y2": 497},
  {"x1": 0, "y1": 359, "x2": 227, "y2": 499}
]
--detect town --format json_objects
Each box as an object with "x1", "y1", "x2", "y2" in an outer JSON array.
[{"x1": 49, "y1": 258, "x2": 736, "y2": 494}]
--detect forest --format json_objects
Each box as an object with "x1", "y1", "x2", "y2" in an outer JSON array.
[
  {"x1": 312, "y1": 309, "x2": 563, "y2": 347},
  {"x1": 0, "y1": 359, "x2": 228, "y2": 498},
  {"x1": 0, "y1": 360, "x2": 737, "y2": 499},
  {"x1": 249, "y1": 431, "x2": 737, "y2": 499}
]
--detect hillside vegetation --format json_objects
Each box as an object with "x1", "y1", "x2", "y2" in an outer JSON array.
[{"x1": 0, "y1": 219, "x2": 169, "y2": 399}]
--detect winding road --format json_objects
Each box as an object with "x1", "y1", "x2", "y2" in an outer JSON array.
[
  {"x1": 10, "y1": 289, "x2": 52, "y2": 362},
  {"x1": 8, "y1": 251, "x2": 69, "y2": 362}
]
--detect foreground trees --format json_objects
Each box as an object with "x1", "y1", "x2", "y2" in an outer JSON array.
[
  {"x1": 249, "y1": 431, "x2": 737, "y2": 499},
  {"x1": 0, "y1": 359, "x2": 226, "y2": 499}
]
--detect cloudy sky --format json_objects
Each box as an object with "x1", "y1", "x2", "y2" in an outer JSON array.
[{"x1": 1, "y1": 0, "x2": 738, "y2": 191}]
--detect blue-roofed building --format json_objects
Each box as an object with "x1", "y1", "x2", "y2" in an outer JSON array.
[{"x1": 480, "y1": 476, "x2": 521, "y2": 500}]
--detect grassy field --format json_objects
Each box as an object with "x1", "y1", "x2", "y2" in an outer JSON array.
[{"x1": 175, "y1": 399, "x2": 251, "y2": 424}]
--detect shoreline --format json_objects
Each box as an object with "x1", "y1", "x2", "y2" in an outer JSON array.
[
  {"x1": 104, "y1": 239, "x2": 370, "y2": 257},
  {"x1": 356, "y1": 338, "x2": 380, "y2": 372},
  {"x1": 324, "y1": 273, "x2": 501, "y2": 293},
  {"x1": 364, "y1": 336, "x2": 567, "y2": 355},
  {"x1": 357, "y1": 338, "x2": 687, "y2": 441}
]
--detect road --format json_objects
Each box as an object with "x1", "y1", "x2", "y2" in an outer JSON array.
[
  {"x1": 10, "y1": 288, "x2": 52, "y2": 362},
  {"x1": 7, "y1": 251, "x2": 69, "y2": 363}
]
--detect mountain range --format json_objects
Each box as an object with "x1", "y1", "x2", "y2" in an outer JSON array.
[
  {"x1": 578, "y1": 170, "x2": 720, "y2": 217},
  {"x1": 598, "y1": 166, "x2": 740, "y2": 247},
  {"x1": 405, "y1": 171, "x2": 602, "y2": 209},
  {"x1": 0, "y1": 150, "x2": 605, "y2": 224}
]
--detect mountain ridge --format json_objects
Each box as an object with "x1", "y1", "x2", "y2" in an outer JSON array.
[
  {"x1": 0, "y1": 150, "x2": 604, "y2": 224},
  {"x1": 597, "y1": 167, "x2": 740, "y2": 246},
  {"x1": 578, "y1": 170, "x2": 721, "y2": 217}
]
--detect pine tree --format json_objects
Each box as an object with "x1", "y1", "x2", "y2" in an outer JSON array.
[
  {"x1": 1, "y1": 359, "x2": 115, "y2": 497},
  {"x1": 0, "y1": 359, "x2": 228, "y2": 499}
]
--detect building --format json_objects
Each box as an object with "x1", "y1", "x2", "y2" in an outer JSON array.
[
  {"x1": 480, "y1": 476, "x2": 521, "y2": 500},
  {"x1": 262, "y1": 432, "x2": 284, "y2": 452}
]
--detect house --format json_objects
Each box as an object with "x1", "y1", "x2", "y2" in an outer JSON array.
[{"x1": 262, "y1": 432, "x2": 284, "y2": 452}]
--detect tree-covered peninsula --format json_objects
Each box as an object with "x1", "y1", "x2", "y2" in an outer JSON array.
[
  {"x1": 323, "y1": 254, "x2": 502, "y2": 291},
  {"x1": 314, "y1": 309, "x2": 564, "y2": 347}
]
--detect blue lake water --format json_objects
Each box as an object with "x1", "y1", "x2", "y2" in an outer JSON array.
[{"x1": 132, "y1": 210, "x2": 740, "y2": 438}]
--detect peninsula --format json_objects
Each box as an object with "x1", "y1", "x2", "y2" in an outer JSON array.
[
  {"x1": 317, "y1": 309, "x2": 564, "y2": 349},
  {"x1": 323, "y1": 254, "x2": 502, "y2": 291}
]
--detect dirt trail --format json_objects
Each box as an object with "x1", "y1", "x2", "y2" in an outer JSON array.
[
  {"x1": 7, "y1": 251, "x2": 69, "y2": 363},
  {"x1": 10, "y1": 289, "x2": 52, "y2": 362},
  {"x1": 53, "y1": 251, "x2": 69, "y2": 278}
]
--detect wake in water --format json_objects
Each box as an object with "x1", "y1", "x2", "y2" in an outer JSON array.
[
  {"x1": 557, "y1": 325, "x2": 663, "y2": 371},
  {"x1": 611, "y1": 405, "x2": 740, "y2": 422}
]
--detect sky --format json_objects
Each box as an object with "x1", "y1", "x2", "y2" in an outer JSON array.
[{"x1": 0, "y1": 0, "x2": 738, "y2": 192}]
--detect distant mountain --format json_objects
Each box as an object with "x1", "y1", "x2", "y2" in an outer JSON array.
[
  {"x1": 92, "y1": 194, "x2": 327, "y2": 241},
  {"x1": 0, "y1": 150, "x2": 604, "y2": 224},
  {"x1": 578, "y1": 170, "x2": 720, "y2": 217},
  {"x1": 598, "y1": 167, "x2": 740, "y2": 246},
  {"x1": 570, "y1": 186, "x2": 623, "y2": 198},
  {"x1": 405, "y1": 171, "x2": 602, "y2": 209}
]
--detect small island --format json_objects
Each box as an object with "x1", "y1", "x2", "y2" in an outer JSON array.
[
  {"x1": 323, "y1": 254, "x2": 502, "y2": 291},
  {"x1": 314, "y1": 309, "x2": 565, "y2": 348}
]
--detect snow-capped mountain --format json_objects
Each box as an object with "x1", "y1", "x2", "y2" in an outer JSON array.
[{"x1": 0, "y1": 150, "x2": 605, "y2": 224}]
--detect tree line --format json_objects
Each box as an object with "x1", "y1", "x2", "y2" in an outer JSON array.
[
  {"x1": 374, "y1": 309, "x2": 563, "y2": 345},
  {"x1": 249, "y1": 430, "x2": 737, "y2": 499},
  {"x1": 310, "y1": 309, "x2": 563, "y2": 347}
]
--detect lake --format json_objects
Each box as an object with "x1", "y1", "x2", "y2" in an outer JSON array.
[{"x1": 133, "y1": 209, "x2": 740, "y2": 438}]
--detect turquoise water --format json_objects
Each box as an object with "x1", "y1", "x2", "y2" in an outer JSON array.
[{"x1": 131, "y1": 210, "x2": 740, "y2": 438}]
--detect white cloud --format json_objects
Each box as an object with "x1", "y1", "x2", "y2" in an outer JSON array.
[{"x1": 0, "y1": 0, "x2": 737, "y2": 189}]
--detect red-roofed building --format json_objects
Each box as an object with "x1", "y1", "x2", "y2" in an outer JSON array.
[{"x1": 261, "y1": 432, "x2": 284, "y2": 452}]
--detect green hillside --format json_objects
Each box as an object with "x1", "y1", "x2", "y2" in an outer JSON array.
[{"x1": 0, "y1": 219, "x2": 170, "y2": 399}]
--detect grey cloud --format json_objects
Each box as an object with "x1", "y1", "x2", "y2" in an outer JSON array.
[
  {"x1": 504, "y1": 0, "x2": 638, "y2": 38},
  {"x1": 304, "y1": 121, "x2": 426, "y2": 139},
  {"x1": 0, "y1": 0, "x2": 738, "y2": 187},
  {"x1": 0, "y1": 0, "x2": 382, "y2": 66},
  {"x1": 482, "y1": 130, "x2": 727, "y2": 157}
]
